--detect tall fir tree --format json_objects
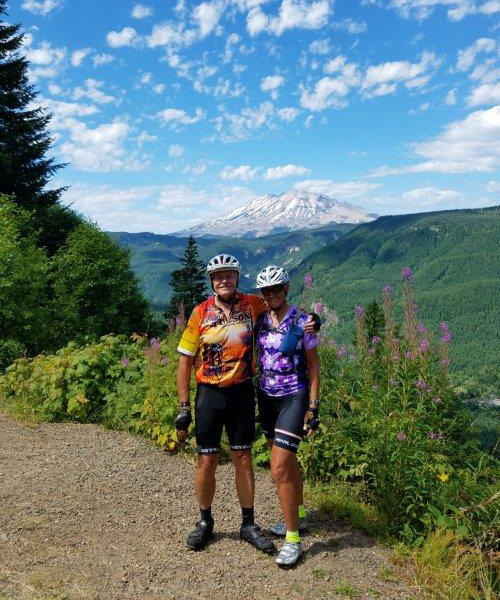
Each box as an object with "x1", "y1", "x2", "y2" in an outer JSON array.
[
  {"x1": 0, "y1": 0, "x2": 76, "y2": 252},
  {"x1": 166, "y1": 236, "x2": 207, "y2": 319}
]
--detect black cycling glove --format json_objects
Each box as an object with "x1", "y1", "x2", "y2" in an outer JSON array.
[
  {"x1": 309, "y1": 312, "x2": 321, "y2": 332},
  {"x1": 304, "y1": 407, "x2": 320, "y2": 434},
  {"x1": 175, "y1": 407, "x2": 192, "y2": 431}
]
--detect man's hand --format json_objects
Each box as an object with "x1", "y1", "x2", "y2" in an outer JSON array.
[
  {"x1": 174, "y1": 407, "x2": 192, "y2": 442},
  {"x1": 304, "y1": 312, "x2": 321, "y2": 334}
]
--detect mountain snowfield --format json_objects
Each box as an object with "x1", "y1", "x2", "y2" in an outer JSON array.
[{"x1": 180, "y1": 191, "x2": 376, "y2": 237}]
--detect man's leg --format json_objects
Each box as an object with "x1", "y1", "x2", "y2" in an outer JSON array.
[
  {"x1": 195, "y1": 453, "x2": 219, "y2": 509},
  {"x1": 230, "y1": 449, "x2": 254, "y2": 508}
]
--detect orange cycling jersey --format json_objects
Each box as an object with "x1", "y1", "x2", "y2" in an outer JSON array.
[{"x1": 177, "y1": 292, "x2": 267, "y2": 387}]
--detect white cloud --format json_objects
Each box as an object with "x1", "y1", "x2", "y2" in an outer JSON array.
[
  {"x1": 300, "y1": 76, "x2": 350, "y2": 110},
  {"x1": 456, "y1": 38, "x2": 496, "y2": 71},
  {"x1": 21, "y1": 0, "x2": 60, "y2": 15},
  {"x1": 467, "y1": 83, "x2": 500, "y2": 106},
  {"x1": 132, "y1": 4, "x2": 154, "y2": 18},
  {"x1": 25, "y1": 41, "x2": 66, "y2": 66},
  {"x1": 261, "y1": 75, "x2": 285, "y2": 91},
  {"x1": 147, "y1": 22, "x2": 196, "y2": 48},
  {"x1": 71, "y1": 48, "x2": 91, "y2": 67},
  {"x1": 48, "y1": 83, "x2": 62, "y2": 95},
  {"x1": 221, "y1": 165, "x2": 260, "y2": 180},
  {"x1": 305, "y1": 115, "x2": 314, "y2": 128},
  {"x1": 139, "y1": 72, "x2": 153, "y2": 85},
  {"x1": 369, "y1": 104, "x2": 500, "y2": 175},
  {"x1": 308, "y1": 38, "x2": 330, "y2": 54},
  {"x1": 264, "y1": 164, "x2": 310, "y2": 179},
  {"x1": 277, "y1": 107, "x2": 300, "y2": 121},
  {"x1": 293, "y1": 179, "x2": 381, "y2": 199},
  {"x1": 193, "y1": 1, "x2": 224, "y2": 37},
  {"x1": 137, "y1": 132, "x2": 157, "y2": 146},
  {"x1": 213, "y1": 101, "x2": 274, "y2": 141},
  {"x1": 34, "y1": 97, "x2": 99, "y2": 130},
  {"x1": 333, "y1": 18, "x2": 368, "y2": 34},
  {"x1": 107, "y1": 27, "x2": 139, "y2": 48},
  {"x1": 93, "y1": 53, "x2": 115, "y2": 67},
  {"x1": 485, "y1": 180, "x2": 500, "y2": 192},
  {"x1": 401, "y1": 186, "x2": 464, "y2": 208},
  {"x1": 153, "y1": 83, "x2": 166, "y2": 93},
  {"x1": 169, "y1": 144, "x2": 185, "y2": 157},
  {"x1": 445, "y1": 88, "x2": 457, "y2": 105},
  {"x1": 157, "y1": 107, "x2": 205, "y2": 125},
  {"x1": 223, "y1": 33, "x2": 240, "y2": 63},
  {"x1": 72, "y1": 79, "x2": 115, "y2": 104},
  {"x1": 247, "y1": 0, "x2": 332, "y2": 36},
  {"x1": 381, "y1": 0, "x2": 500, "y2": 21}
]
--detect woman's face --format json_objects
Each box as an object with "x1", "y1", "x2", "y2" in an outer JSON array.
[{"x1": 261, "y1": 283, "x2": 289, "y2": 309}]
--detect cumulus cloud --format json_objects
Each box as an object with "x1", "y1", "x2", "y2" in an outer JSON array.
[
  {"x1": 293, "y1": 179, "x2": 381, "y2": 199},
  {"x1": 169, "y1": 144, "x2": 185, "y2": 157},
  {"x1": 467, "y1": 83, "x2": 500, "y2": 106},
  {"x1": 107, "y1": 27, "x2": 139, "y2": 48},
  {"x1": 264, "y1": 164, "x2": 310, "y2": 179},
  {"x1": 213, "y1": 101, "x2": 275, "y2": 141},
  {"x1": 71, "y1": 48, "x2": 91, "y2": 67},
  {"x1": 21, "y1": 0, "x2": 60, "y2": 15},
  {"x1": 92, "y1": 53, "x2": 115, "y2": 67},
  {"x1": 456, "y1": 37, "x2": 496, "y2": 71},
  {"x1": 380, "y1": 0, "x2": 500, "y2": 22},
  {"x1": 146, "y1": 22, "x2": 196, "y2": 48},
  {"x1": 401, "y1": 186, "x2": 464, "y2": 207},
  {"x1": 157, "y1": 107, "x2": 205, "y2": 125},
  {"x1": 277, "y1": 107, "x2": 300, "y2": 121},
  {"x1": 308, "y1": 38, "x2": 330, "y2": 54},
  {"x1": 485, "y1": 180, "x2": 500, "y2": 192},
  {"x1": 72, "y1": 79, "x2": 115, "y2": 104},
  {"x1": 261, "y1": 75, "x2": 285, "y2": 91},
  {"x1": 193, "y1": 1, "x2": 224, "y2": 37},
  {"x1": 25, "y1": 40, "x2": 66, "y2": 66},
  {"x1": 333, "y1": 18, "x2": 368, "y2": 33},
  {"x1": 132, "y1": 4, "x2": 154, "y2": 18},
  {"x1": 300, "y1": 76, "x2": 350, "y2": 110},
  {"x1": 220, "y1": 165, "x2": 260, "y2": 180},
  {"x1": 247, "y1": 0, "x2": 332, "y2": 36},
  {"x1": 369, "y1": 104, "x2": 500, "y2": 175},
  {"x1": 445, "y1": 88, "x2": 457, "y2": 105}
]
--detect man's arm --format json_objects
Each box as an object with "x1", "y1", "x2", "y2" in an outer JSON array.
[{"x1": 176, "y1": 353, "x2": 195, "y2": 441}]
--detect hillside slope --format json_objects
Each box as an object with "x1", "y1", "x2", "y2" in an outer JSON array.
[
  {"x1": 110, "y1": 223, "x2": 355, "y2": 304},
  {"x1": 290, "y1": 205, "x2": 500, "y2": 391}
]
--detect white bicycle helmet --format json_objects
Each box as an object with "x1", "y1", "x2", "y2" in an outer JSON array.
[
  {"x1": 206, "y1": 254, "x2": 241, "y2": 275},
  {"x1": 256, "y1": 265, "x2": 289, "y2": 288}
]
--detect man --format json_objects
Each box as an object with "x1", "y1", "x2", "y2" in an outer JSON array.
[{"x1": 175, "y1": 254, "x2": 316, "y2": 553}]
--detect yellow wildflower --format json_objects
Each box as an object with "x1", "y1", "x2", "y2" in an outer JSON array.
[
  {"x1": 169, "y1": 441, "x2": 176, "y2": 451},
  {"x1": 438, "y1": 473, "x2": 449, "y2": 482}
]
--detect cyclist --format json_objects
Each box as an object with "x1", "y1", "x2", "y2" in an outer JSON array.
[
  {"x1": 254, "y1": 265, "x2": 320, "y2": 566},
  {"x1": 175, "y1": 254, "x2": 318, "y2": 553}
]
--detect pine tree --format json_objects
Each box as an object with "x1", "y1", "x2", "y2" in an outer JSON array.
[
  {"x1": 0, "y1": 0, "x2": 66, "y2": 225},
  {"x1": 364, "y1": 299, "x2": 386, "y2": 342},
  {"x1": 166, "y1": 236, "x2": 207, "y2": 319}
]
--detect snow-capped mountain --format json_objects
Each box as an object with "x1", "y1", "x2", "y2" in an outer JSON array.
[{"x1": 180, "y1": 191, "x2": 376, "y2": 237}]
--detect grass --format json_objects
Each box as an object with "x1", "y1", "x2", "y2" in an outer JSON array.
[
  {"x1": 331, "y1": 581, "x2": 359, "y2": 598},
  {"x1": 312, "y1": 566, "x2": 326, "y2": 580}
]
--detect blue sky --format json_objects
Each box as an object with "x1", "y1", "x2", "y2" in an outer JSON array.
[{"x1": 8, "y1": 0, "x2": 500, "y2": 232}]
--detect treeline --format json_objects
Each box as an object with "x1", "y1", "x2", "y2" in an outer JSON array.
[{"x1": 0, "y1": 1, "x2": 152, "y2": 370}]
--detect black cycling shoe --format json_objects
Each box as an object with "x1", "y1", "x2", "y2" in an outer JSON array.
[
  {"x1": 239, "y1": 523, "x2": 275, "y2": 553},
  {"x1": 186, "y1": 519, "x2": 214, "y2": 550}
]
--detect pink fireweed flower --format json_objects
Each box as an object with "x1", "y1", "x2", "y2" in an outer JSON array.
[
  {"x1": 405, "y1": 351, "x2": 414, "y2": 359},
  {"x1": 419, "y1": 339, "x2": 430, "y2": 352},
  {"x1": 175, "y1": 315, "x2": 183, "y2": 327},
  {"x1": 396, "y1": 432, "x2": 407, "y2": 442},
  {"x1": 355, "y1": 306, "x2": 365, "y2": 317},
  {"x1": 150, "y1": 337, "x2": 161, "y2": 349},
  {"x1": 368, "y1": 347, "x2": 376, "y2": 356},
  {"x1": 417, "y1": 323, "x2": 427, "y2": 334},
  {"x1": 304, "y1": 273, "x2": 314, "y2": 288},
  {"x1": 401, "y1": 267, "x2": 413, "y2": 280},
  {"x1": 432, "y1": 396, "x2": 442, "y2": 405},
  {"x1": 392, "y1": 352, "x2": 399, "y2": 361},
  {"x1": 383, "y1": 283, "x2": 393, "y2": 294},
  {"x1": 441, "y1": 332, "x2": 452, "y2": 343},
  {"x1": 313, "y1": 301, "x2": 325, "y2": 315},
  {"x1": 372, "y1": 336, "x2": 382, "y2": 345},
  {"x1": 337, "y1": 344, "x2": 346, "y2": 359},
  {"x1": 440, "y1": 358, "x2": 451, "y2": 368},
  {"x1": 161, "y1": 356, "x2": 169, "y2": 366},
  {"x1": 121, "y1": 357, "x2": 129, "y2": 366},
  {"x1": 415, "y1": 378, "x2": 429, "y2": 390},
  {"x1": 439, "y1": 322, "x2": 449, "y2": 332}
]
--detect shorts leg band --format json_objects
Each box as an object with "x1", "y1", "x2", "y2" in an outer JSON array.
[
  {"x1": 273, "y1": 429, "x2": 301, "y2": 453},
  {"x1": 197, "y1": 446, "x2": 221, "y2": 455}
]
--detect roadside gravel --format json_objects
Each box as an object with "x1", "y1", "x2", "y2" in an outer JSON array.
[{"x1": 0, "y1": 415, "x2": 415, "y2": 600}]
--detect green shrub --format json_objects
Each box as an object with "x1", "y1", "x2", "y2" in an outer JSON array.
[{"x1": 0, "y1": 339, "x2": 25, "y2": 372}]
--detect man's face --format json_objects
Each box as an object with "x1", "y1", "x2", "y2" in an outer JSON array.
[{"x1": 211, "y1": 269, "x2": 238, "y2": 300}]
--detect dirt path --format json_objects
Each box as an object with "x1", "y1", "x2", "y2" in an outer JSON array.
[{"x1": 0, "y1": 415, "x2": 414, "y2": 600}]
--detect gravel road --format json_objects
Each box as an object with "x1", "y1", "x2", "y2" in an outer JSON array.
[{"x1": 0, "y1": 415, "x2": 414, "y2": 600}]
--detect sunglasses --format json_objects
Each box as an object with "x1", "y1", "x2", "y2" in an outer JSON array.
[{"x1": 261, "y1": 284, "x2": 286, "y2": 296}]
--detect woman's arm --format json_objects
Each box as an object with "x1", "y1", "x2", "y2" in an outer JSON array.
[{"x1": 305, "y1": 346, "x2": 320, "y2": 406}]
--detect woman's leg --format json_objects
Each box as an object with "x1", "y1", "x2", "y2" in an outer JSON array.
[{"x1": 270, "y1": 445, "x2": 302, "y2": 533}]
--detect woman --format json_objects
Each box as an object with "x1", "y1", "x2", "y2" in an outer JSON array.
[{"x1": 255, "y1": 265, "x2": 320, "y2": 566}]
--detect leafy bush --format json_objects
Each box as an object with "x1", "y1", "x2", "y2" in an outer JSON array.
[{"x1": 0, "y1": 339, "x2": 25, "y2": 372}]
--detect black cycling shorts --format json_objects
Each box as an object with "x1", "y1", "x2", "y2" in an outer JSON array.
[
  {"x1": 257, "y1": 388, "x2": 309, "y2": 453},
  {"x1": 195, "y1": 379, "x2": 255, "y2": 455}
]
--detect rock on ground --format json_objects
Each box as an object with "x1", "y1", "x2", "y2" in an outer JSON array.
[{"x1": 0, "y1": 415, "x2": 414, "y2": 600}]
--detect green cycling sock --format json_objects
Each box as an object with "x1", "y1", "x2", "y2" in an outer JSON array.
[{"x1": 285, "y1": 530, "x2": 301, "y2": 543}]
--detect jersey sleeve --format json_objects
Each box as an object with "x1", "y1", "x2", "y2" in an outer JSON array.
[{"x1": 177, "y1": 306, "x2": 201, "y2": 356}]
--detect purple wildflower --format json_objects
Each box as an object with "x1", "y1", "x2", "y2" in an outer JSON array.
[
  {"x1": 175, "y1": 315, "x2": 183, "y2": 327},
  {"x1": 368, "y1": 347, "x2": 376, "y2": 356},
  {"x1": 396, "y1": 432, "x2": 407, "y2": 442},
  {"x1": 415, "y1": 378, "x2": 428, "y2": 390},
  {"x1": 354, "y1": 306, "x2": 365, "y2": 317},
  {"x1": 304, "y1": 273, "x2": 314, "y2": 288},
  {"x1": 392, "y1": 352, "x2": 399, "y2": 361},
  {"x1": 150, "y1": 337, "x2": 161, "y2": 349},
  {"x1": 427, "y1": 432, "x2": 438, "y2": 440},
  {"x1": 383, "y1": 284, "x2": 393, "y2": 294},
  {"x1": 439, "y1": 322, "x2": 449, "y2": 332},
  {"x1": 417, "y1": 323, "x2": 427, "y2": 334},
  {"x1": 432, "y1": 396, "x2": 442, "y2": 405},
  {"x1": 441, "y1": 332, "x2": 452, "y2": 343},
  {"x1": 121, "y1": 357, "x2": 129, "y2": 366},
  {"x1": 419, "y1": 339, "x2": 430, "y2": 352},
  {"x1": 440, "y1": 358, "x2": 451, "y2": 368},
  {"x1": 401, "y1": 267, "x2": 413, "y2": 280},
  {"x1": 405, "y1": 351, "x2": 414, "y2": 360},
  {"x1": 372, "y1": 336, "x2": 382, "y2": 345},
  {"x1": 337, "y1": 344, "x2": 346, "y2": 359},
  {"x1": 161, "y1": 356, "x2": 169, "y2": 366},
  {"x1": 313, "y1": 301, "x2": 325, "y2": 315}
]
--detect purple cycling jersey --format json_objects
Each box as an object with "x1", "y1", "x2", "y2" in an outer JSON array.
[{"x1": 256, "y1": 305, "x2": 318, "y2": 397}]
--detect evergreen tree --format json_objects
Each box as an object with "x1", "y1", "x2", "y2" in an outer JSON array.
[
  {"x1": 166, "y1": 236, "x2": 206, "y2": 319},
  {"x1": 0, "y1": 0, "x2": 70, "y2": 251},
  {"x1": 364, "y1": 299, "x2": 386, "y2": 342}
]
